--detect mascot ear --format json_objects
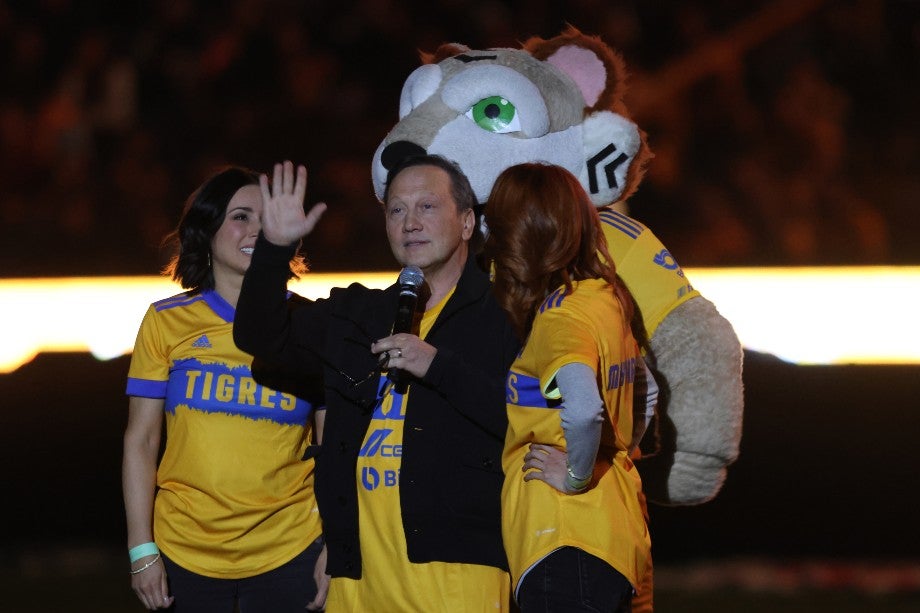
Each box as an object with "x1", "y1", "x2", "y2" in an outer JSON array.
[
  {"x1": 524, "y1": 25, "x2": 628, "y2": 115},
  {"x1": 525, "y1": 25, "x2": 652, "y2": 205}
]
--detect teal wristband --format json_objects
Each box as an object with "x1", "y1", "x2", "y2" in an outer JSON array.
[{"x1": 129, "y1": 542, "x2": 159, "y2": 563}]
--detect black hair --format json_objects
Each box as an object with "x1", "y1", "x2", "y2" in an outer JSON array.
[
  {"x1": 382, "y1": 154, "x2": 477, "y2": 213},
  {"x1": 163, "y1": 166, "x2": 306, "y2": 290}
]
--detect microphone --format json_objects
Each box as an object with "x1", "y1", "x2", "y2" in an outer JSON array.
[{"x1": 389, "y1": 265, "x2": 424, "y2": 391}]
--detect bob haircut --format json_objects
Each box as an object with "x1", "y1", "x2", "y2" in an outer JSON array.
[
  {"x1": 484, "y1": 162, "x2": 634, "y2": 340},
  {"x1": 164, "y1": 166, "x2": 307, "y2": 291}
]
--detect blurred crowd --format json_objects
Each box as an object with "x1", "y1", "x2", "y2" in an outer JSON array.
[{"x1": 0, "y1": 0, "x2": 916, "y2": 276}]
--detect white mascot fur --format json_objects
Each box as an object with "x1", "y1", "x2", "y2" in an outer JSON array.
[{"x1": 371, "y1": 25, "x2": 744, "y2": 608}]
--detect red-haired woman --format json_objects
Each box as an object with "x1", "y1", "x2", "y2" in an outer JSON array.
[{"x1": 485, "y1": 163, "x2": 654, "y2": 612}]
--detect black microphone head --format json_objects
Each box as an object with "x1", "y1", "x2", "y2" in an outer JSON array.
[{"x1": 398, "y1": 266, "x2": 424, "y2": 293}]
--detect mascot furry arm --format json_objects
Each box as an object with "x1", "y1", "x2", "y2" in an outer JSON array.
[{"x1": 371, "y1": 27, "x2": 743, "y2": 505}]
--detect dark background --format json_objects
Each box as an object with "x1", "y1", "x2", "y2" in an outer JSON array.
[
  {"x1": 1, "y1": 0, "x2": 919, "y2": 610},
  {"x1": 1, "y1": 0, "x2": 917, "y2": 277}
]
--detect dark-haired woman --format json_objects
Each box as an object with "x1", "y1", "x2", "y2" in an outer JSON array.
[
  {"x1": 122, "y1": 162, "x2": 326, "y2": 611},
  {"x1": 485, "y1": 163, "x2": 653, "y2": 612}
]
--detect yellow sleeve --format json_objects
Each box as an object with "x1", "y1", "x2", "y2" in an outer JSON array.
[
  {"x1": 599, "y1": 209, "x2": 699, "y2": 336},
  {"x1": 528, "y1": 296, "x2": 598, "y2": 400}
]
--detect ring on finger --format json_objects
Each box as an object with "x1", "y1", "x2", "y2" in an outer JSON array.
[{"x1": 395, "y1": 348, "x2": 402, "y2": 359}]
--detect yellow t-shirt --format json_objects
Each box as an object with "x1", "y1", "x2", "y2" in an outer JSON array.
[
  {"x1": 599, "y1": 207, "x2": 699, "y2": 336},
  {"x1": 502, "y1": 279, "x2": 650, "y2": 596},
  {"x1": 126, "y1": 290, "x2": 321, "y2": 578},
  {"x1": 326, "y1": 288, "x2": 511, "y2": 612}
]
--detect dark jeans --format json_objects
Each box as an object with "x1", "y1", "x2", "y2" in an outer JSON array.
[
  {"x1": 161, "y1": 536, "x2": 323, "y2": 613},
  {"x1": 517, "y1": 546, "x2": 633, "y2": 613}
]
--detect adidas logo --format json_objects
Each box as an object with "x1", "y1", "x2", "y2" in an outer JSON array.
[{"x1": 192, "y1": 335, "x2": 212, "y2": 348}]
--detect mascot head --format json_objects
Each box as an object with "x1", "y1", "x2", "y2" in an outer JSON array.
[{"x1": 372, "y1": 26, "x2": 653, "y2": 210}]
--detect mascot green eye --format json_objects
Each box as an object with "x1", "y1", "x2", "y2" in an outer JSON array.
[{"x1": 465, "y1": 96, "x2": 521, "y2": 133}]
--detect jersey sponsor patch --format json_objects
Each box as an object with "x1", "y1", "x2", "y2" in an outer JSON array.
[
  {"x1": 360, "y1": 465, "x2": 401, "y2": 491},
  {"x1": 370, "y1": 378, "x2": 406, "y2": 420},
  {"x1": 359, "y1": 428, "x2": 403, "y2": 458},
  {"x1": 653, "y1": 248, "x2": 685, "y2": 276}
]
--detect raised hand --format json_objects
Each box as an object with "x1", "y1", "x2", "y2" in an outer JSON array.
[{"x1": 259, "y1": 160, "x2": 327, "y2": 246}]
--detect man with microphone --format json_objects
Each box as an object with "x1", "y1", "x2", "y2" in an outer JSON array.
[{"x1": 234, "y1": 156, "x2": 520, "y2": 611}]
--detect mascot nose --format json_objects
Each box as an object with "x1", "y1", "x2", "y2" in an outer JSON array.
[{"x1": 381, "y1": 141, "x2": 427, "y2": 170}]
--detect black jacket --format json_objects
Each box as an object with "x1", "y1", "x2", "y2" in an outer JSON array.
[{"x1": 234, "y1": 234, "x2": 520, "y2": 578}]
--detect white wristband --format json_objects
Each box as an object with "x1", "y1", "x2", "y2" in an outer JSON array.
[{"x1": 565, "y1": 463, "x2": 591, "y2": 492}]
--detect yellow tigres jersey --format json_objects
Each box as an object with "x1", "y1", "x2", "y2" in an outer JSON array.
[
  {"x1": 326, "y1": 287, "x2": 511, "y2": 612},
  {"x1": 502, "y1": 279, "x2": 650, "y2": 595},
  {"x1": 127, "y1": 289, "x2": 321, "y2": 579},
  {"x1": 599, "y1": 207, "x2": 699, "y2": 336}
]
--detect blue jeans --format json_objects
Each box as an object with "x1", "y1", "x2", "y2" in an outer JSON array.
[
  {"x1": 161, "y1": 536, "x2": 324, "y2": 613},
  {"x1": 517, "y1": 546, "x2": 633, "y2": 613}
]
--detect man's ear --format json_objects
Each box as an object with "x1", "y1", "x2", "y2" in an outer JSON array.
[{"x1": 461, "y1": 208, "x2": 475, "y2": 240}]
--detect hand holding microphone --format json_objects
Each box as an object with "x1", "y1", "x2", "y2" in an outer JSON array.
[
  {"x1": 393, "y1": 266, "x2": 424, "y2": 336},
  {"x1": 372, "y1": 266, "x2": 436, "y2": 392}
]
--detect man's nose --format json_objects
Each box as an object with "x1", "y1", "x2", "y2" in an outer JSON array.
[{"x1": 403, "y1": 209, "x2": 421, "y2": 231}]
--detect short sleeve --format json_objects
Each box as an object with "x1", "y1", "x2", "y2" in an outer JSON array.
[
  {"x1": 126, "y1": 305, "x2": 169, "y2": 398},
  {"x1": 529, "y1": 305, "x2": 599, "y2": 400}
]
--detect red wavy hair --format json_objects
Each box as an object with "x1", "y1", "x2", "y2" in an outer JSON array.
[{"x1": 485, "y1": 163, "x2": 635, "y2": 340}]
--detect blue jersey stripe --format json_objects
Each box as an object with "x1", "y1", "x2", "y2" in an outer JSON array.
[
  {"x1": 599, "y1": 210, "x2": 643, "y2": 239},
  {"x1": 554, "y1": 290, "x2": 566, "y2": 308},
  {"x1": 539, "y1": 288, "x2": 568, "y2": 314},
  {"x1": 201, "y1": 289, "x2": 235, "y2": 323},
  {"x1": 127, "y1": 377, "x2": 168, "y2": 399},
  {"x1": 154, "y1": 293, "x2": 204, "y2": 312},
  {"x1": 153, "y1": 290, "x2": 234, "y2": 321},
  {"x1": 599, "y1": 209, "x2": 644, "y2": 234},
  {"x1": 506, "y1": 371, "x2": 561, "y2": 409}
]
